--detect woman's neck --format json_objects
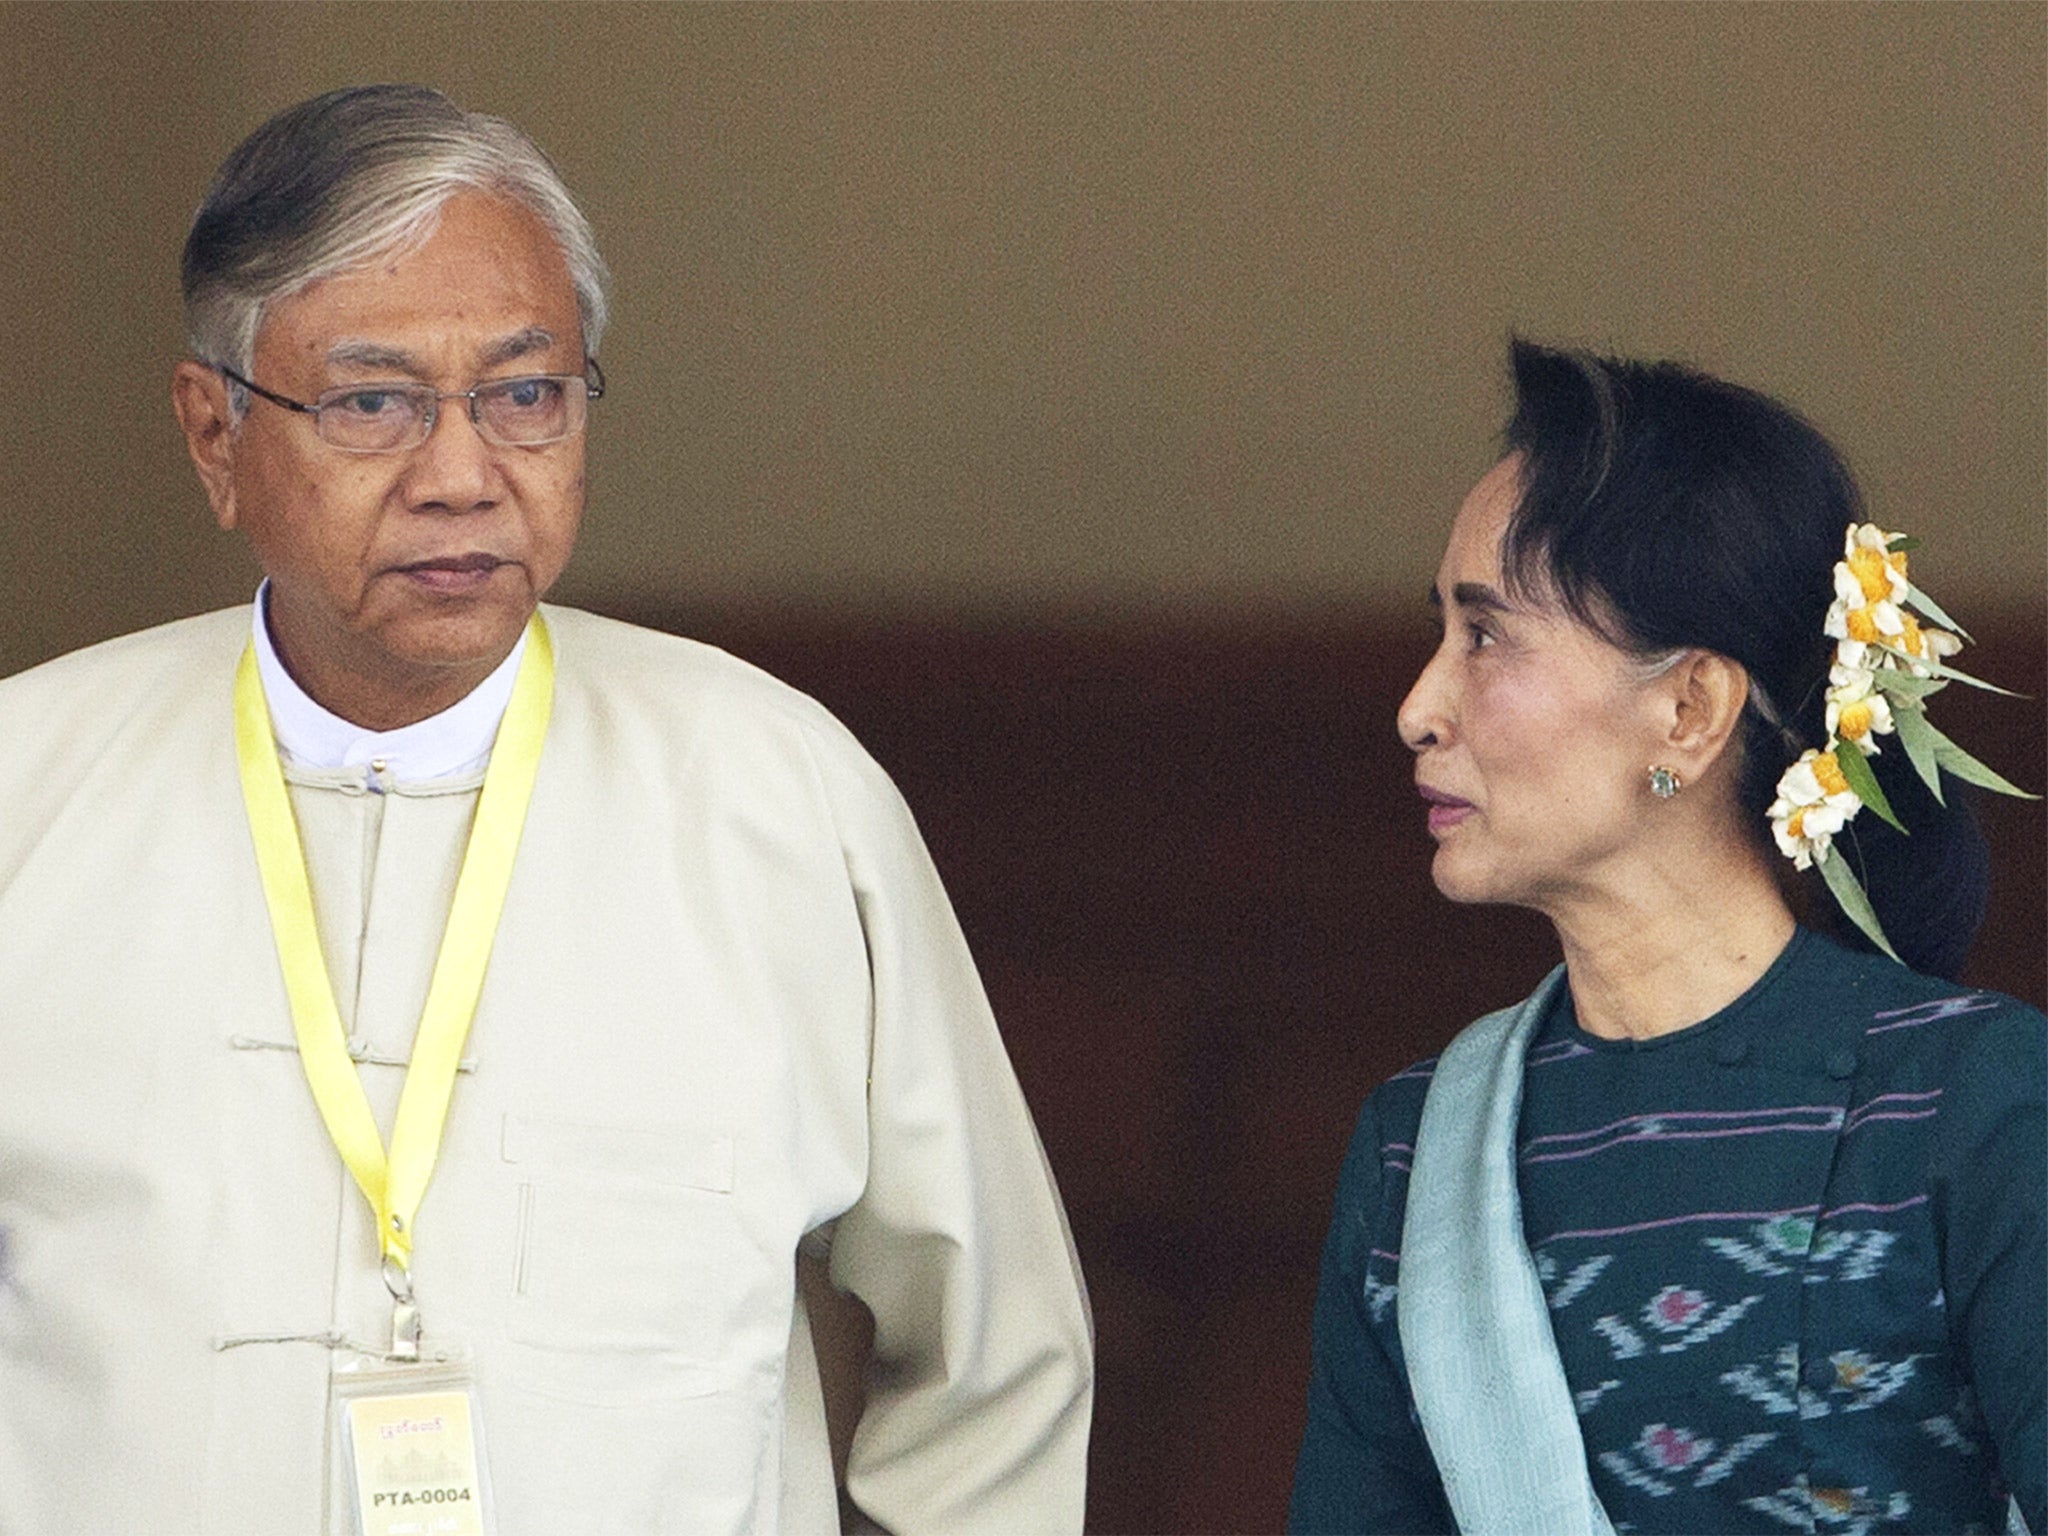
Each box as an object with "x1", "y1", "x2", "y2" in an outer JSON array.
[{"x1": 1548, "y1": 839, "x2": 1797, "y2": 1043}]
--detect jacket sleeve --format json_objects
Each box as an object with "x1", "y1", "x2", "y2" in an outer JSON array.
[
  {"x1": 806, "y1": 723, "x2": 1094, "y2": 1533},
  {"x1": 1290, "y1": 1095, "x2": 1456, "y2": 1535},
  {"x1": 1932, "y1": 1001, "x2": 2046, "y2": 1533}
]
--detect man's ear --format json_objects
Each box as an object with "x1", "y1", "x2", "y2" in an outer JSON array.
[
  {"x1": 1659, "y1": 650, "x2": 1752, "y2": 775},
  {"x1": 171, "y1": 362, "x2": 241, "y2": 531}
]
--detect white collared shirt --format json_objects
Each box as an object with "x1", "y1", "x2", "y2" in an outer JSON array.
[{"x1": 250, "y1": 582, "x2": 524, "y2": 785}]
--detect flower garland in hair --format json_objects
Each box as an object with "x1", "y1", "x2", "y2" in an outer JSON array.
[{"x1": 1768, "y1": 523, "x2": 2037, "y2": 962}]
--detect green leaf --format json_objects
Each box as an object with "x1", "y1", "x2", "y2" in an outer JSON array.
[
  {"x1": 1901, "y1": 713, "x2": 2042, "y2": 800},
  {"x1": 1901, "y1": 582, "x2": 1972, "y2": 643},
  {"x1": 1818, "y1": 845, "x2": 1903, "y2": 964},
  {"x1": 1886, "y1": 535, "x2": 1922, "y2": 552},
  {"x1": 1869, "y1": 670, "x2": 1945, "y2": 702},
  {"x1": 1934, "y1": 742, "x2": 2042, "y2": 801},
  {"x1": 1834, "y1": 739, "x2": 1905, "y2": 833},
  {"x1": 1871, "y1": 647, "x2": 2023, "y2": 697},
  {"x1": 1890, "y1": 706, "x2": 1946, "y2": 803}
]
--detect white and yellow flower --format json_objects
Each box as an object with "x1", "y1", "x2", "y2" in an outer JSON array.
[
  {"x1": 1885, "y1": 612, "x2": 1962, "y2": 677},
  {"x1": 1823, "y1": 595, "x2": 1901, "y2": 672},
  {"x1": 1774, "y1": 520, "x2": 2028, "y2": 964},
  {"x1": 1824, "y1": 665, "x2": 1894, "y2": 753},
  {"x1": 1768, "y1": 749, "x2": 1863, "y2": 870},
  {"x1": 1822, "y1": 523, "x2": 1965, "y2": 679},
  {"x1": 1824, "y1": 523, "x2": 1913, "y2": 671},
  {"x1": 1842, "y1": 523, "x2": 1911, "y2": 601}
]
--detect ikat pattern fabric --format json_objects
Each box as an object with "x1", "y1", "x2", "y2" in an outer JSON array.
[{"x1": 1290, "y1": 930, "x2": 2046, "y2": 1536}]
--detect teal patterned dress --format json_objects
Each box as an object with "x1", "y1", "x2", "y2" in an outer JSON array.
[{"x1": 1291, "y1": 929, "x2": 2045, "y2": 1535}]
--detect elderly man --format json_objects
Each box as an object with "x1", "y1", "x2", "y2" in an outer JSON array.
[{"x1": 0, "y1": 85, "x2": 1091, "y2": 1533}]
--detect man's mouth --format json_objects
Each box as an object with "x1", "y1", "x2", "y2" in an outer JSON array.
[{"x1": 393, "y1": 554, "x2": 510, "y2": 593}]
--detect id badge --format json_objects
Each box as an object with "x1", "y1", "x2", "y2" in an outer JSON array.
[{"x1": 332, "y1": 1351, "x2": 496, "y2": 1536}]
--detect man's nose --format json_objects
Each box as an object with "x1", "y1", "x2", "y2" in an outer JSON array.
[{"x1": 400, "y1": 397, "x2": 501, "y2": 512}]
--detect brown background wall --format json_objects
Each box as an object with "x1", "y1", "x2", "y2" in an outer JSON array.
[
  {"x1": 3, "y1": 5, "x2": 2042, "y2": 1531},
  {"x1": 1, "y1": 3, "x2": 2042, "y2": 670}
]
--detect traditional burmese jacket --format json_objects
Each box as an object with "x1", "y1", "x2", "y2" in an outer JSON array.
[
  {"x1": 1293, "y1": 930, "x2": 2044, "y2": 1535},
  {"x1": 0, "y1": 605, "x2": 1093, "y2": 1534}
]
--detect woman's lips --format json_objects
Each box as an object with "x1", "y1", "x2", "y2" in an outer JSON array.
[{"x1": 1419, "y1": 785, "x2": 1474, "y2": 834}]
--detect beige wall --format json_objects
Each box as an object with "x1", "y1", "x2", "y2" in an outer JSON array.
[{"x1": 2, "y1": 2, "x2": 2041, "y2": 676}]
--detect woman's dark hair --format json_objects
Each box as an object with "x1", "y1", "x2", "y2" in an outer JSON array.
[{"x1": 1498, "y1": 337, "x2": 1988, "y2": 978}]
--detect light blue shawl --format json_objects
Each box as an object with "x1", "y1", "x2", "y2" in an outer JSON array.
[
  {"x1": 1397, "y1": 969, "x2": 2028, "y2": 1536},
  {"x1": 1397, "y1": 967, "x2": 1617, "y2": 1536}
]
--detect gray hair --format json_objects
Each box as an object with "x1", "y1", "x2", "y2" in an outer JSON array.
[{"x1": 182, "y1": 84, "x2": 609, "y2": 389}]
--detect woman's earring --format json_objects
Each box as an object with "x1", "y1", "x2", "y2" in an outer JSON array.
[{"x1": 1648, "y1": 765, "x2": 1683, "y2": 799}]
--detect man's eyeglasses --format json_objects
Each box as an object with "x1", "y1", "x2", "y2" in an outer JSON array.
[{"x1": 217, "y1": 360, "x2": 606, "y2": 453}]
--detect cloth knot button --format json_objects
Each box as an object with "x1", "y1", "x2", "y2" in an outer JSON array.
[
  {"x1": 1800, "y1": 1355, "x2": 1838, "y2": 1392},
  {"x1": 1824, "y1": 1048, "x2": 1859, "y2": 1080},
  {"x1": 1714, "y1": 1035, "x2": 1751, "y2": 1067}
]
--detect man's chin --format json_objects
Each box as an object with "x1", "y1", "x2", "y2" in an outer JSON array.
[{"x1": 372, "y1": 602, "x2": 537, "y2": 679}]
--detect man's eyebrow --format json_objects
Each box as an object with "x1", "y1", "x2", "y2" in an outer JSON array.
[
  {"x1": 325, "y1": 340, "x2": 423, "y2": 374},
  {"x1": 479, "y1": 327, "x2": 558, "y2": 370},
  {"x1": 322, "y1": 328, "x2": 562, "y2": 377}
]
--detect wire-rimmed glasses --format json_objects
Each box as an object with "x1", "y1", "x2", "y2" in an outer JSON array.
[{"x1": 217, "y1": 359, "x2": 605, "y2": 453}]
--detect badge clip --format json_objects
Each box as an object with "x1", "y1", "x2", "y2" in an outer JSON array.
[{"x1": 383, "y1": 1255, "x2": 421, "y2": 1362}]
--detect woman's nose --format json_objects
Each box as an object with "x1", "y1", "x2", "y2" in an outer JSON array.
[{"x1": 1396, "y1": 646, "x2": 1451, "y2": 752}]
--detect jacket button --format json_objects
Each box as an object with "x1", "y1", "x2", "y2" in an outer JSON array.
[
  {"x1": 1714, "y1": 1035, "x2": 1750, "y2": 1066},
  {"x1": 1824, "y1": 1048, "x2": 1858, "y2": 1080},
  {"x1": 1800, "y1": 1354, "x2": 1837, "y2": 1392}
]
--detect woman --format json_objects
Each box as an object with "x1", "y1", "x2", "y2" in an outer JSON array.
[{"x1": 1290, "y1": 341, "x2": 2043, "y2": 1535}]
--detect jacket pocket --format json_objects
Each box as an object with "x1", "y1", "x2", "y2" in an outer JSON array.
[{"x1": 501, "y1": 1113, "x2": 749, "y2": 1367}]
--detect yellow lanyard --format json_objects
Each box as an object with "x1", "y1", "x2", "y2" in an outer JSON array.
[{"x1": 234, "y1": 615, "x2": 554, "y2": 1337}]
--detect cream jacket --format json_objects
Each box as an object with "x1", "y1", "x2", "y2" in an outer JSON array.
[{"x1": 0, "y1": 606, "x2": 1092, "y2": 1534}]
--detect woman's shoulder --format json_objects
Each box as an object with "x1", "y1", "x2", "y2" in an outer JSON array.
[
  {"x1": 1346, "y1": 1053, "x2": 1439, "y2": 1155},
  {"x1": 1791, "y1": 927, "x2": 2045, "y2": 1065},
  {"x1": 1779, "y1": 933, "x2": 2045, "y2": 1160},
  {"x1": 1349, "y1": 969, "x2": 1567, "y2": 1150},
  {"x1": 1319, "y1": 1065, "x2": 1436, "y2": 1273},
  {"x1": 1797, "y1": 926, "x2": 2039, "y2": 1010}
]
